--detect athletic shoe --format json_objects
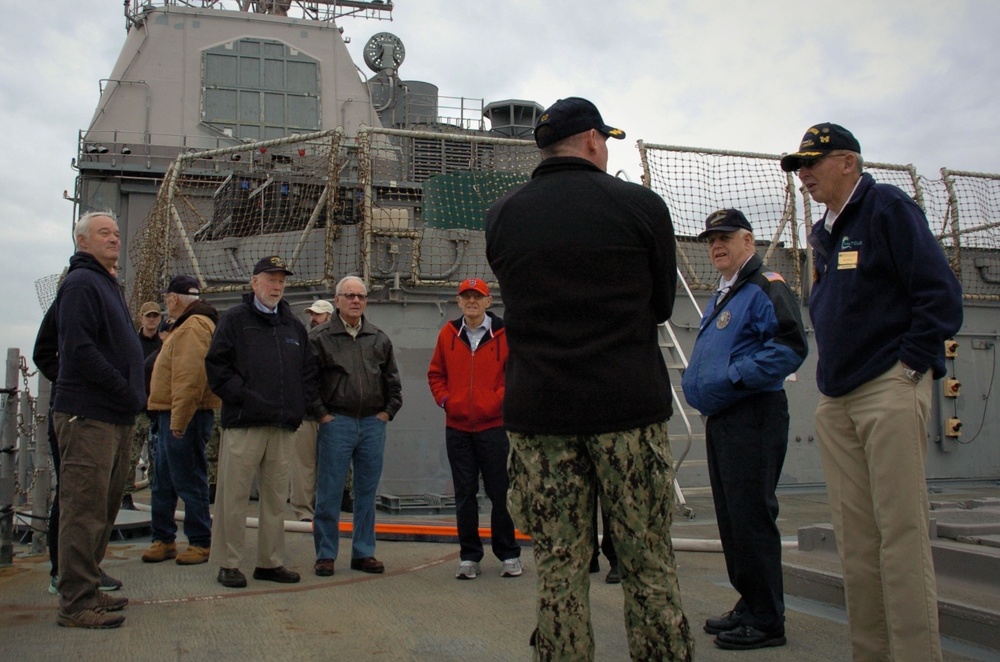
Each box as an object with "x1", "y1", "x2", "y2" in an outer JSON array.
[
  {"x1": 57, "y1": 607, "x2": 125, "y2": 629},
  {"x1": 455, "y1": 560, "x2": 480, "y2": 580},
  {"x1": 500, "y1": 558, "x2": 523, "y2": 578},
  {"x1": 95, "y1": 592, "x2": 129, "y2": 612},
  {"x1": 99, "y1": 570, "x2": 123, "y2": 591},
  {"x1": 49, "y1": 576, "x2": 58, "y2": 595}
]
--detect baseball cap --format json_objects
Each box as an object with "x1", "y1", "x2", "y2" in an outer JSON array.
[
  {"x1": 534, "y1": 97, "x2": 626, "y2": 149},
  {"x1": 698, "y1": 209, "x2": 753, "y2": 240},
  {"x1": 253, "y1": 255, "x2": 294, "y2": 276},
  {"x1": 780, "y1": 123, "x2": 862, "y2": 172},
  {"x1": 458, "y1": 278, "x2": 490, "y2": 297},
  {"x1": 161, "y1": 275, "x2": 200, "y2": 295},
  {"x1": 139, "y1": 301, "x2": 162, "y2": 317},
  {"x1": 305, "y1": 299, "x2": 334, "y2": 315}
]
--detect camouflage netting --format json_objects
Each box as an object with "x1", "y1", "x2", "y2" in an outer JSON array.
[
  {"x1": 126, "y1": 127, "x2": 541, "y2": 313},
  {"x1": 640, "y1": 142, "x2": 1000, "y2": 301},
  {"x1": 37, "y1": 135, "x2": 1000, "y2": 313}
]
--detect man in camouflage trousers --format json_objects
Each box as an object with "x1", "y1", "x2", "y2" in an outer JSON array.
[{"x1": 486, "y1": 97, "x2": 694, "y2": 660}]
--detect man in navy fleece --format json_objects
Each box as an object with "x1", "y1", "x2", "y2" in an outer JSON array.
[
  {"x1": 782, "y1": 124, "x2": 963, "y2": 661},
  {"x1": 51, "y1": 211, "x2": 146, "y2": 628}
]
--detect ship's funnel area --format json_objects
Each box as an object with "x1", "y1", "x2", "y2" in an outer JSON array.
[{"x1": 483, "y1": 100, "x2": 544, "y2": 139}]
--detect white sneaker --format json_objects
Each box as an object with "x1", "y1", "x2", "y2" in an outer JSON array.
[
  {"x1": 456, "y1": 560, "x2": 480, "y2": 580},
  {"x1": 500, "y1": 558, "x2": 523, "y2": 577}
]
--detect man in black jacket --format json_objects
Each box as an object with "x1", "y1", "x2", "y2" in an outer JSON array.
[
  {"x1": 310, "y1": 276, "x2": 401, "y2": 577},
  {"x1": 50, "y1": 211, "x2": 146, "y2": 628},
  {"x1": 205, "y1": 256, "x2": 317, "y2": 588},
  {"x1": 485, "y1": 98, "x2": 693, "y2": 661}
]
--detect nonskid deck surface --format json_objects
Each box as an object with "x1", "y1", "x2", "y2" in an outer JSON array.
[{"x1": 1, "y1": 489, "x2": 998, "y2": 661}]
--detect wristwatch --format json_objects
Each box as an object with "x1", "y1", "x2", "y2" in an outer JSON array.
[{"x1": 903, "y1": 366, "x2": 924, "y2": 384}]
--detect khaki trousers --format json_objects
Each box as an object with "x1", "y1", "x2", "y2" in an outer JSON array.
[
  {"x1": 815, "y1": 362, "x2": 942, "y2": 662},
  {"x1": 210, "y1": 426, "x2": 292, "y2": 570},
  {"x1": 288, "y1": 420, "x2": 318, "y2": 520},
  {"x1": 53, "y1": 413, "x2": 133, "y2": 613}
]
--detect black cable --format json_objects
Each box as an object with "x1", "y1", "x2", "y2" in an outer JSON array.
[{"x1": 958, "y1": 343, "x2": 996, "y2": 445}]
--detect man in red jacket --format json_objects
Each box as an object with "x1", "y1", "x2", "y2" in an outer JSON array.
[{"x1": 428, "y1": 278, "x2": 522, "y2": 580}]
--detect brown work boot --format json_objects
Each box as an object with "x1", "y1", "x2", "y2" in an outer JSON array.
[
  {"x1": 141, "y1": 541, "x2": 177, "y2": 563},
  {"x1": 175, "y1": 545, "x2": 210, "y2": 565},
  {"x1": 57, "y1": 606, "x2": 125, "y2": 629},
  {"x1": 95, "y1": 592, "x2": 129, "y2": 612}
]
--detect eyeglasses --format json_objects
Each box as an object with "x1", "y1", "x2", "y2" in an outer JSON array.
[
  {"x1": 797, "y1": 151, "x2": 850, "y2": 170},
  {"x1": 459, "y1": 291, "x2": 486, "y2": 300},
  {"x1": 339, "y1": 292, "x2": 367, "y2": 301}
]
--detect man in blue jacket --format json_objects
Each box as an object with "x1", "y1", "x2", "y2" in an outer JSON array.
[
  {"x1": 681, "y1": 209, "x2": 807, "y2": 650},
  {"x1": 782, "y1": 123, "x2": 963, "y2": 661},
  {"x1": 51, "y1": 211, "x2": 146, "y2": 628},
  {"x1": 205, "y1": 255, "x2": 317, "y2": 588}
]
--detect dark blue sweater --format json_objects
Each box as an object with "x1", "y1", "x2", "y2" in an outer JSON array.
[
  {"x1": 52, "y1": 252, "x2": 146, "y2": 424},
  {"x1": 808, "y1": 173, "x2": 963, "y2": 397}
]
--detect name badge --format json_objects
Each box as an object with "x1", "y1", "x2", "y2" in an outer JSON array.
[{"x1": 838, "y1": 251, "x2": 858, "y2": 269}]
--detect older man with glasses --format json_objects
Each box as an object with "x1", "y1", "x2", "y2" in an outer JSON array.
[
  {"x1": 782, "y1": 123, "x2": 963, "y2": 661},
  {"x1": 310, "y1": 276, "x2": 402, "y2": 577}
]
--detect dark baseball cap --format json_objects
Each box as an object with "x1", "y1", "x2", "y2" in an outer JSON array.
[
  {"x1": 780, "y1": 123, "x2": 861, "y2": 172},
  {"x1": 534, "y1": 97, "x2": 626, "y2": 149},
  {"x1": 698, "y1": 209, "x2": 753, "y2": 240},
  {"x1": 161, "y1": 275, "x2": 200, "y2": 295},
  {"x1": 253, "y1": 255, "x2": 294, "y2": 276}
]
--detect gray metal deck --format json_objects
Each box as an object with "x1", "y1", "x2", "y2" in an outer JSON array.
[{"x1": 2, "y1": 487, "x2": 999, "y2": 661}]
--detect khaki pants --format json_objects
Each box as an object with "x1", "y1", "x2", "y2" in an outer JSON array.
[
  {"x1": 53, "y1": 413, "x2": 133, "y2": 613},
  {"x1": 815, "y1": 362, "x2": 942, "y2": 662},
  {"x1": 507, "y1": 421, "x2": 694, "y2": 662},
  {"x1": 288, "y1": 420, "x2": 318, "y2": 521},
  {"x1": 210, "y1": 427, "x2": 292, "y2": 570}
]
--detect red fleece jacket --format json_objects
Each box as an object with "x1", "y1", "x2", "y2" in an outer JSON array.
[{"x1": 427, "y1": 312, "x2": 507, "y2": 432}]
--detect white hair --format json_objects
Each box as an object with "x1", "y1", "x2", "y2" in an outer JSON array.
[
  {"x1": 335, "y1": 275, "x2": 367, "y2": 295},
  {"x1": 74, "y1": 210, "x2": 117, "y2": 243}
]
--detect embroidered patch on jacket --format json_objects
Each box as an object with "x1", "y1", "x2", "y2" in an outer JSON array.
[
  {"x1": 715, "y1": 311, "x2": 732, "y2": 329},
  {"x1": 762, "y1": 271, "x2": 785, "y2": 283}
]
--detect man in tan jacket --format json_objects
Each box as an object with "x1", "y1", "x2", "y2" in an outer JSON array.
[{"x1": 142, "y1": 275, "x2": 221, "y2": 565}]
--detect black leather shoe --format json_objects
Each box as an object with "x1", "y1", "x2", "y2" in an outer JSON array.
[
  {"x1": 704, "y1": 607, "x2": 744, "y2": 634},
  {"x1": 217, "y1": 567, "x2": 247, "y2": 588},
  {"x1": 714, "y1": 625, "x2": 786, "y2": 650},
  {"x1": 604, "y1": 563, "x2": 620, "y2": 584},
  {"x1": 253, "y1": 566, "x2": 301, "y2": 583},
  {"x1": 350, "y1": 557, "x2": 385, "y2": 573}
]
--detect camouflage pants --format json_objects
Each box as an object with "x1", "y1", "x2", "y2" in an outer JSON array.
[{"x1": 507, "y1": 421, "x2": 694, "y2": 662}]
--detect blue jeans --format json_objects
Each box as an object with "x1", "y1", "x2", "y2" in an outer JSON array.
[
  {"x1": 313, "y1": 415, "x2": 386, "y2": 561},
  {"x1": 150, "y1": 410, "x2": 213, "y2": 547}
]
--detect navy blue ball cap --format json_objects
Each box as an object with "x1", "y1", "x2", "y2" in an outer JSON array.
[
  {"x1": 698, "y1": 208, "x2": 753, "y2": 240},
  {"x1": 781, "y1": 123, "x2": 861, "y2": 172},
  {"x1": 534, "y1": 97, "x2": 625, "y2": 148},
  {"x1": 161, "y1": 274, "x2": 200, "y2": 295},
  {"x1": 253, "y1": 255, "x2": 293, "y2": 276}
]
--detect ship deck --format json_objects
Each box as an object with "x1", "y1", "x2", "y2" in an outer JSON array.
[{"x1": 2, "y1": 486, "x2": 999, "y2": 661}]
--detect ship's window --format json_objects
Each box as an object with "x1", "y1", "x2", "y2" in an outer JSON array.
[{"x1": 203, "y1": 38, "x2": 320, "y2": 141}]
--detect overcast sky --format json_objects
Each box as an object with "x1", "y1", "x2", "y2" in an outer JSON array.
[{"x1": 1, "y1": 0, "x2": 998, "y2": 375}]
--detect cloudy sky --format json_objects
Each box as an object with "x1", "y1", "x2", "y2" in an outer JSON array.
[{"x1": 1, "y1": 0, "x2": 998, "y2": 374}]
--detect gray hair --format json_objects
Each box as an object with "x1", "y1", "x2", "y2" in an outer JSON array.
[
  {"x1": 335, "y1": 275, "x2": 367, "y2": 295},
  {"x1": 74, "y1": 210, "x2": 117, "y2": 243},
  {"x1": 852, "y1": 151, "x2": 865, "y2": 174},
  {"x1": 174, "y1": 293, "x2": 199, "y2": 307}
]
